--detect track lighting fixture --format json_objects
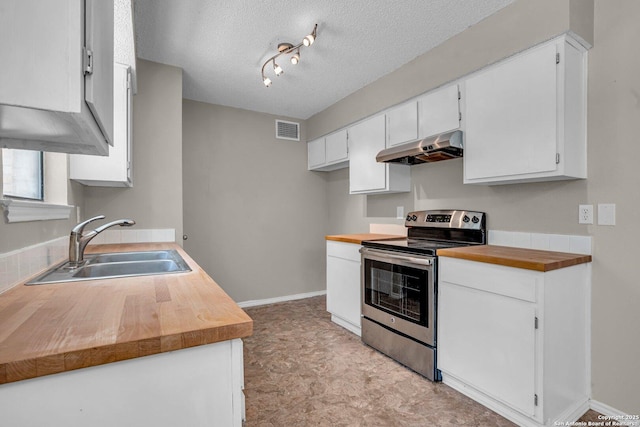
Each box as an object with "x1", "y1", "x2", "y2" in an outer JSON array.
[{"x1": 260, "y1": 24, "x2": 318, "y2": 87}]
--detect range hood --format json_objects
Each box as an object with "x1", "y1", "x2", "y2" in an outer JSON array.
[{"x1": 376, "y1": 130, "x2": 463, "y2": 165}]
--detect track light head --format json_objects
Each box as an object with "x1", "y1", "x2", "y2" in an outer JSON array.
[
  {"x1": 273, "y1": 62, "x2": 284, "y2": 76},
  {"x1": 303, "y1": 24, "x2": 317, "y2": 47},
  {"x1": 263, "y1": 76, "x2": 272, "y2": 87},
  {"x1": 291, "y1": 51, "x2": 300, "y2": 65}
]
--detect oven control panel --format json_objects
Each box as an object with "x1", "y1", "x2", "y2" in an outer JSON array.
[{"x1": 405, "y1": 210, "x2": 485, "y2": 230}]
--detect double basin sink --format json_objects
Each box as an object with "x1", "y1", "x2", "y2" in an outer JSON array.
[{"x1": 27, "y1": 250, "x2": 191, "y2": 285}]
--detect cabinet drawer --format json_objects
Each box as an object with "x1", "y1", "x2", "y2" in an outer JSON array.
[
  {"x1": 438, "y1": 257, "x2": 538, "y2": 302},
  {"x1": 327, "y1": 241, "x2": 361, "y2": 262}
]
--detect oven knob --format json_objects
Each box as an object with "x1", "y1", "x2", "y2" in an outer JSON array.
[
  {"x1": 472, "y1": 216, "x2": 480, "y2": 224},
  {"x1": 406, "y1": 215, "x2": 412, "y2": 221},
  {"x1": 411, "y1": 215, "x2": 417, "y2": 221},
  {"x1": 463, "y1": 215, "x2": 470, "y2": 223}
]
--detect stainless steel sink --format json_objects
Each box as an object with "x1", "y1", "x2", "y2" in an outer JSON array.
[
  {"x1": 27, "y1": 250, "x2": 191, "y2": 285},
  {"x1": 88, "y1": 250, "x2": 174, "y2": 264}
]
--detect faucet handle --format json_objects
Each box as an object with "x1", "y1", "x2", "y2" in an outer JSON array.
[{"x1": 71, "y1": 215, "x2": 106, "y2": 235}]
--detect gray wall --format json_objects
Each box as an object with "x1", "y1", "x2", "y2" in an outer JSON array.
[
  {"x1": 83, "y1": 60, "x2": 184, "y2": 241},
  {"x1": 182, "y1": 100, "x2": 328, "y2": 302},
  {"x1": 308, "y1": 0, "x2": 638, "y2": 415}
]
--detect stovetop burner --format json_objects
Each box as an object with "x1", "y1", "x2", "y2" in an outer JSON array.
[{"x1": 361, "y1": 209, "x2": 486, "y2": 256}]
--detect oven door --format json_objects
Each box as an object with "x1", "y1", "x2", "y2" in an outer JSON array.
[{"x1": 360, "y1": 247, "x2": 435, "y2": 346}]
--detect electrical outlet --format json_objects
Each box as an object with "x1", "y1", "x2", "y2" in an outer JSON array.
[
  {"x1": 396, "y1": 206, "x2": 404, "y2": 219},
  {"x1": 578, "y1": 205, "x2": 593, "y2": 224}
]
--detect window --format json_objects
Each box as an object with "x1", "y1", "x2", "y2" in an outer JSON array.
[
  {"x1": 2, "y1": 148, "x2": 43, "y2": 201},
  {"x1": 0, "y1": 149, "x2": 72, "y2": 223}
]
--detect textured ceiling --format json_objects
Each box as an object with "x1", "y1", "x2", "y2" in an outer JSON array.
[{"x1": 134, "y1": 0, "x2": 514, "y2": 119}]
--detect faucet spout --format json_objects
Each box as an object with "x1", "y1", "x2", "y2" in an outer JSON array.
[{"x1": 68, "y1": 217, "x2": 136, "y2": 267}]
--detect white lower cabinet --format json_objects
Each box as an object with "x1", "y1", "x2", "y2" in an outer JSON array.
[
  {"x1": 438, "y1": 257, "x2": 590, "y2": 427},
  {"x1": 326, "y1": 241, "x2": 362, "y2": 336},
  {"x1": 0, "y1": 340, "x2": 246, "y2": 427}
]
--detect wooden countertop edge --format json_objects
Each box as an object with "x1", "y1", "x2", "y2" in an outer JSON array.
[
  {"x1": 0, "y1": 242, "x2": 253, "y2": 385},
  {"x1": 326, "y1": 234, "x2": 404, "y2": 244},
  {"x1": 0, "y1": 321, "x2": 253, "y2": 384},
  {"x1": 437, "y1": 246, "x2": 592, "y2": 272}
]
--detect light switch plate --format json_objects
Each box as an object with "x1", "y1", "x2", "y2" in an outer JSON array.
[
  {"x1": 598, "y1": 203, "x2": 616, "y2": 226},
  {"x1": 396, "y1": 206, "x2": 404, "y2": 220}
]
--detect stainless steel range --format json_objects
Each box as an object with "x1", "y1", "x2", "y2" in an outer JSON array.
[{"x1": 360, "y1": 209, "x2": 486, "y2": 381}]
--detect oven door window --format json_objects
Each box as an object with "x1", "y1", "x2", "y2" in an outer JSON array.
[{"x1": 364, "y1": 259, "x2": 429, "y2": 326}]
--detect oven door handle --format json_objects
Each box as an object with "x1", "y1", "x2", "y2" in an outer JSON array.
[{"x1": 360, "y1": 247, "x2": 433, "y2": 266}]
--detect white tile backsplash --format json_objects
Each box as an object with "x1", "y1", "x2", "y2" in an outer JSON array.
[
  {"x1": 0, "y1": 228, "x2": 176, "y2": 294},
  {"x1": 489, "y1": 230, "x2": 592, "y2": 255},
  {"x1": 369, "y1": 223, "x2": 407, "y2": 236},
  {"x1": 0, "y1": 237, "x2": 67, "y2": 294}
]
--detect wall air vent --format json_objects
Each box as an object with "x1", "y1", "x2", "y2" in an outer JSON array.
[{"x1": 275, "y1": 120, "x2": 300, "y2": 141}]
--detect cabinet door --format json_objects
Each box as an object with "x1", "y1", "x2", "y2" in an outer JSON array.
[
  {"x1": 439, "y1": 282, "x2": 537, "y2": 417},
  {"x1": 386, "y1": 102, "x2": 418, "y2": 147},
  {"x1": 70, "y1": 64, "x2": 132, "y2": 186},
  {"x1": 85, "y1": 0, "x2": 114, "y2": 145},
  {"x1": 418, "y1": 84, "x2": 460, "y2": 139},
  {"x1": 464, "y1": 43, "x2": 558, "y2": 181},
  {"x1": 307, "y1": 138, "x2": 325, "y2": 169},
  {"x1": 325, "y1": 129, "x2": 348, "y2": 164},
  {"x1": 326, "y1": 256, "x2": 361, "y2": 329},
  {"x1": 349, "y1": 115, "x2": 387, "y2": 193}
]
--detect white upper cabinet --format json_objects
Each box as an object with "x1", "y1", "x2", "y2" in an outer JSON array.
[
  {"x1": 418, "y1": 84, "x2": 461, "y2": 139},
  {"x1": 307, "y1": 138, "x2": 326, "y2": 170},
  {"x1": 307, "y1": 129, "x2": 349, "y2": 171},
  {"x1": 70, "y1": 64, "x2": 132, "y2": 187},
  {"x1": 325, "y1": 129, "x2": 349, "y2": 165},
  {"x1": 386, "y1": 102, "x2": 418, "y2": 147},
  {"x1": 0, "y1": 0, "x2": 114, "y2": 155},
  {"x1": 349, "y1": 115, "x2": 410, "y2": 194},
  {"x1": 463, "y1": 35, "x2": 586, "y2": 185}
]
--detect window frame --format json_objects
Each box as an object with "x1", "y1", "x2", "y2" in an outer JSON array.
[{"x1": 1, "y1": 149, "x2": 73, "y2": 223}]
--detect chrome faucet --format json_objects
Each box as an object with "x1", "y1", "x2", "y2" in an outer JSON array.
[{"x1": 68, "y1": 215, "x2": 136, "y2": 267}]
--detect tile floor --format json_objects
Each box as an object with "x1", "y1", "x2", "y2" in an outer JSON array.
[{"x1": 243, "y1": 296, "x2": 600, "y2": 426}]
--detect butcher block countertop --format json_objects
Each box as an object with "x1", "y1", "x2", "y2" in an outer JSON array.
[
  {"x1": 326, "y1": 234, "x2": 404, "y2": 244},
  {"x1": 437, "y1": 245, "x2": 592, "y2": 272},
  {"x1": 0, "y1": 242, "x2": 252, "y2": 385}
]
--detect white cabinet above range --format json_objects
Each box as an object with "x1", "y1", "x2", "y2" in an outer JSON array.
[
  {"x1": 385, "y1": 83, "x2": 461, "y2": 149},
  {"x1": 417, "y1": 84, "x2": 461, "y2": 140},
  {"x1": 0, "y1": 0, "x2": 114, "y2": 155},
  {"x1": 463, "y1": 35, "x2": 587, "y2": 185}
]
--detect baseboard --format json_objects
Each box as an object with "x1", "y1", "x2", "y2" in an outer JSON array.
[
  {"x1": 442, "y1": 373, "x2": 542, "y2": 427},
  {"x1": 237, "y1": 290, "x2": 326, "y2": 308},
  {"x1": 557, "y1": 399, "x2": 591, "y2": 425},
  {"x1": 590, "y1": 400, "x2": 639, "y2": 426},
  {"x1": 330, "y1": 314, "x2": 361, "y2": 337}
]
